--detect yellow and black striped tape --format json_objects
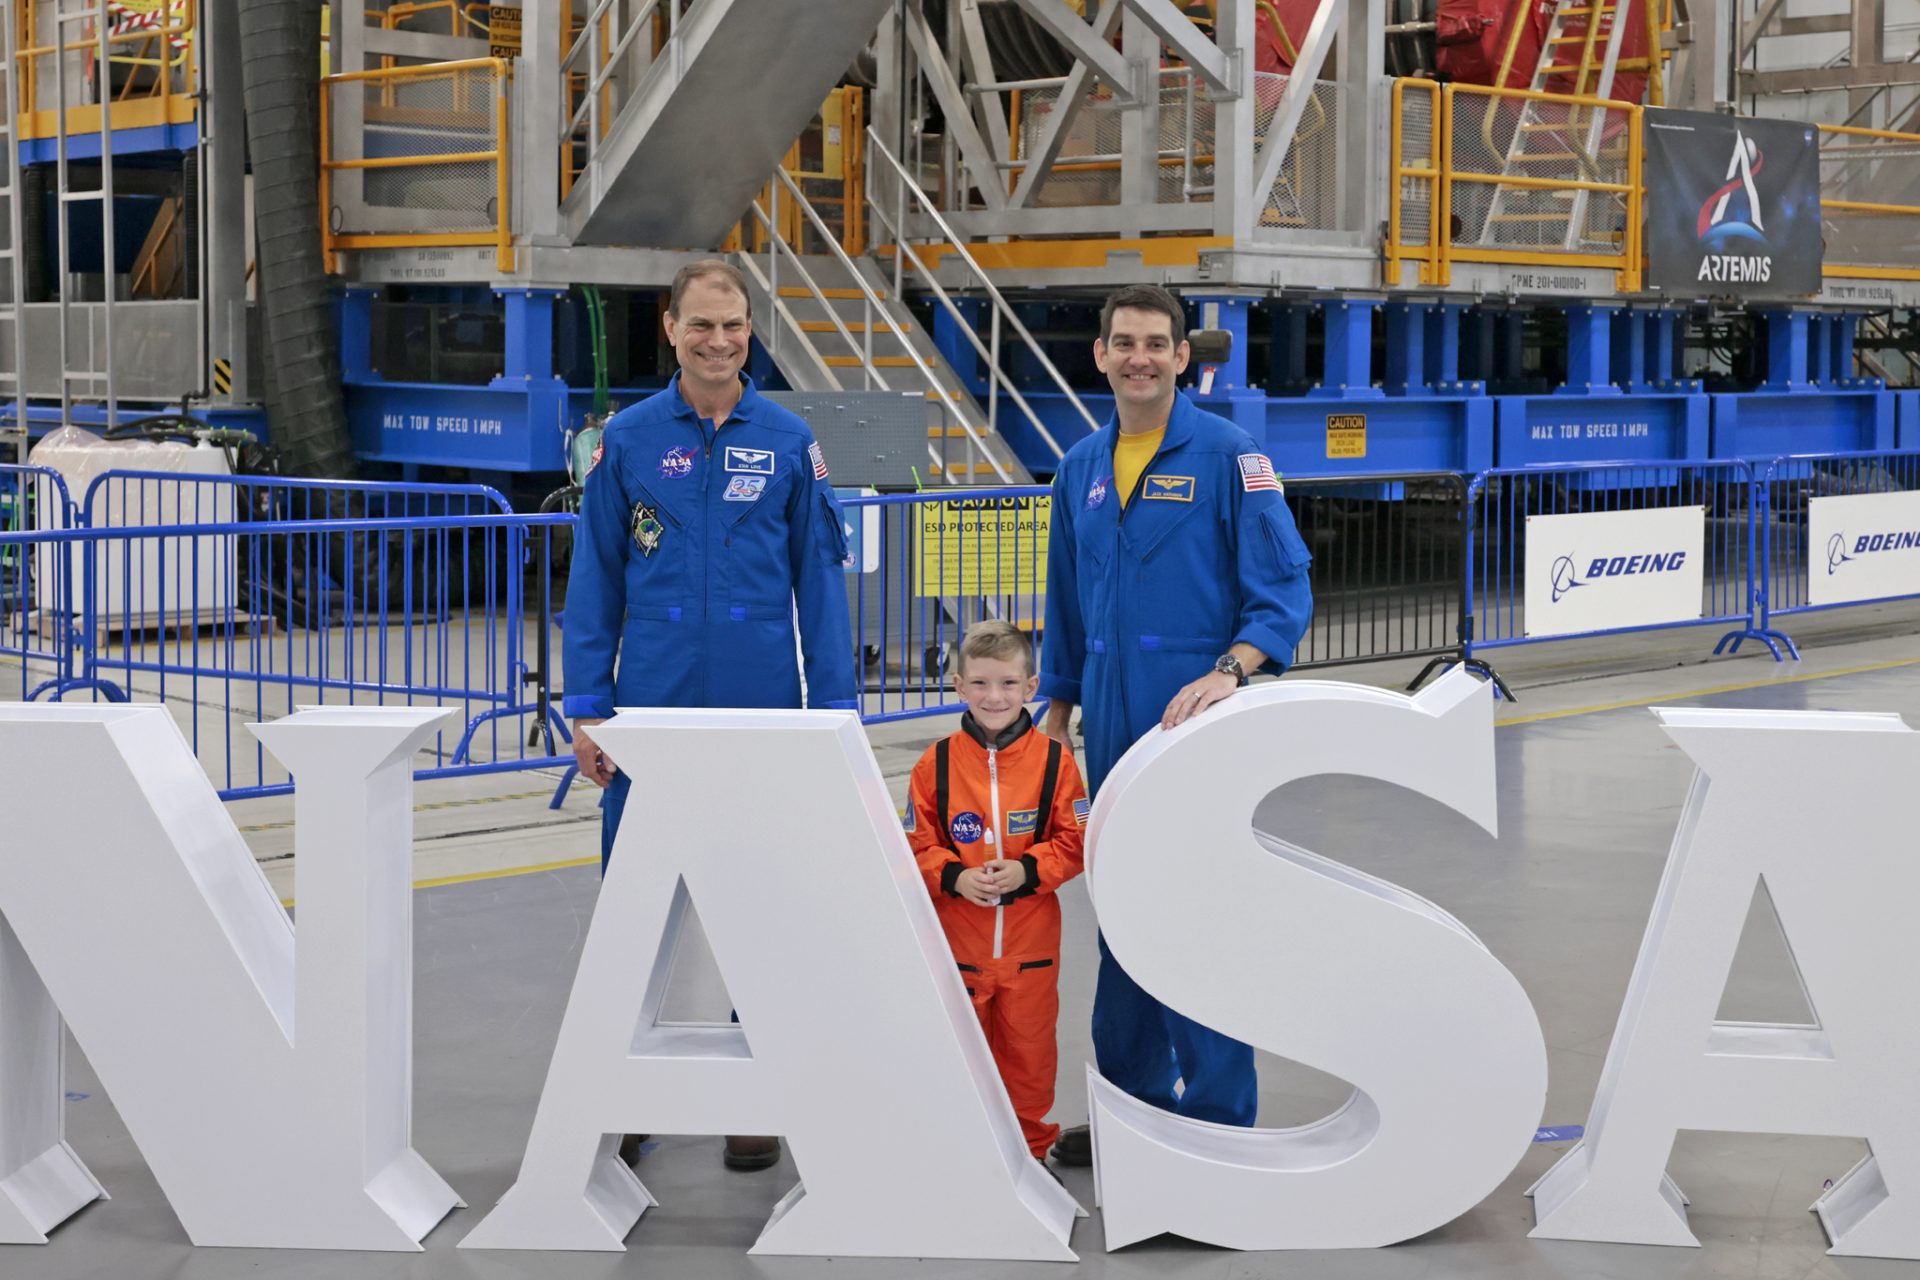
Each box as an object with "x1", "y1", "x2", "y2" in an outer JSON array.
[{"x1": 212, "y1": 357, "x2": 232, "y2": 395}]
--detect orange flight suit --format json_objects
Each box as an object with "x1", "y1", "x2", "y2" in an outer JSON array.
[{"x1": 906, "y1": 709, "x2": 1087, "y2": 1160}]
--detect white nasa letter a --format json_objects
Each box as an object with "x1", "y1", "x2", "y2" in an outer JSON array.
[
  {"x1": 461, "y1": 709, "x2": 1077, "y2": 1259},
  {"x1": 1088, "y1": 671, "x2": 1548, "y2": 1250},
  {"x1": 0, "y1": 704, "x2": 461, "y2": 1249},
  {"x1": 1530, "y1": 707, "x2": 1920, "y2": 1260}
]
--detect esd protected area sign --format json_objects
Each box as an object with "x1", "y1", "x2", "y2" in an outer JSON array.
[{"x1": 915, "y1": 495, "x2": 1049, "y2": 597}]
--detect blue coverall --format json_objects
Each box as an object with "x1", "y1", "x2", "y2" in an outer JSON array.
[
  {"x1": 563, "y1": 374, "x2": 858, "y2": 867},
  {"x1": 1040, "y1": 392, "x2": 1313, "y2": 1126}
]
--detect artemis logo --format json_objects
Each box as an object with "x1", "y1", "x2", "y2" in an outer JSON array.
[
  {"x1": 1553, "y1": 551, "x2": 1689, "y2": 602},
  {"x1": 1698, "y1": 129, "x2": 1764, "y2": 245}
]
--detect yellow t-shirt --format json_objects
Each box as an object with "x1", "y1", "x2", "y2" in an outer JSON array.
[{"x1": 1113, "y1": 426, "x2": 1165, "y2": 510}]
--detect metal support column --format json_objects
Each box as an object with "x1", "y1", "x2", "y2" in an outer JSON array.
[
  {"x1": 1613, "y1": 306, "x2": 1650, "y2": 394},
  {"x1": 339, "y1": 287, "x2": 378, "y2": 383},
  {"x1": 1761, "y1": 308, "x2": 1811, "y2": 390},
  {"x1": 1383, "y1": 301, "x2": 1429, "y2": 396},
  {"x1": 1806, "y1": 313, "x2": 1831, "y2": 385},
  {"x1": 1425, "y1": 301, "x2": 1479, "y2": 394},
  {"x1": 1831, "y1": 311, "x2": 1862, "y2": 386},
  {"x1": 1561, "y1": 304, "x2": 1622, "y2": 395},
  {"x1": 204, "y1": 0, "x2": 249, "y2": 404},
  {"x1": 1310, "y1": 296, "x2": 1382, "y2": 399}
]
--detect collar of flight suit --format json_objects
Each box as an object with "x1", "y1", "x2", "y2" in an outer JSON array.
[
  {"x1": 1094, "y1": 389, "x2": 1200, "y2": 468},
  {"x1": 664, "y1": 370, "x2": 764, "y2": 427},
  {"x1": 959, "y1": 707, "x2": 1035, "y2": 752}
]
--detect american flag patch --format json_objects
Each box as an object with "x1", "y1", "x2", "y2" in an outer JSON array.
[
  {"x1": 1238, "y1": 453, "x2": 1282, "y2": 494},
  {"x1": 1072, "y1": 797, "x2": 1090, "y2": 827},
  {"x1": 809, "y1": 441, "x2": 830, "y2": 480}
]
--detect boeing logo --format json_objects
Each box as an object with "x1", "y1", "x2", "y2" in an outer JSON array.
[
  {"x1": 1550, "y1": 556, "x2": 1584, "y2": 603},
  {"x1": 1827, "y1": 532, "x2": 1854, "y2": 576},
  {"x1": 1551, "y1": 550, "x2": 1689, "y2": 603},
  {"x1": 1831, "y1": 528, "x2": 1920, "y2": 573}
]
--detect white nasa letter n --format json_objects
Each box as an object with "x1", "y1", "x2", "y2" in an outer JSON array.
[
  {"x1": 0, "y1": 704, "x2": 462, "y2": 1249},
  {"x1": 461, "y1": 708, "x2": 1077, "y2": 1259},
  {"x1": 1530, "y1": 707, "x2": 1920, "y2": 1260},
  {"x1": 1088, "y1": 670, "x2": 1548, "y2": 1250}
]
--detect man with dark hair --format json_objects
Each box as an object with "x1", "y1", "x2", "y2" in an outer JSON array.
[
  {"x1": 1041, "y1": 283, "x2": 1314, "y2": 1165},
  {"x1": 564, "y1": 257, "x2": 857, "y2": 1172}
]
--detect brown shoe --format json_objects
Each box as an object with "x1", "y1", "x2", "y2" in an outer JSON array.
[
  {"x1": 1049, "y1": 1124, "x2": 1091, "y2": 1167},
  {"x1": 723, "y1": 1135, "x2": 781, "y2": 1171}
]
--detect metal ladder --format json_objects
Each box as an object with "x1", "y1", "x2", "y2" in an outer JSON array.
[
  {"x1": 48, "y1": 0, "x2": 119, "y2": 433},
  {"x1": 1484, "y1": 0, "x2": 1638, "y2": 253},
  {"x1": 0, "y1": 0, "x2": 30, "y2": 460}
]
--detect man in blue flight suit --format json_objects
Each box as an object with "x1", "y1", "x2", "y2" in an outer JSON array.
[
  {"x1": 1040, "y1": 284, "x2": 1313, "y2": 1166},
  {"x1": 564, "y1": 259, "x2": 858, "y2": 1171}
]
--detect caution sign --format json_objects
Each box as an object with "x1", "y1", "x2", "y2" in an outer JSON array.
[
  {"x1": 212, "y1": 357, "x2": 232, "y2": 395},
  {"x1": 488, "y1": 4, "x2": 521, "y2": 58},
  {"x1": 914, "y1": 495, "x2": 1050, "y2": 597},
  {"x1": 1326, "y1": 413, "x2": 1367, "y2": 460}
]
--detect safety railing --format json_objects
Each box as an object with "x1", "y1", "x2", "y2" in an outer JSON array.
[
  {"x1": 1387, "y1": 77, "x2": 1442, "y2": 286},
  {"x1": 845, "y1": 488, "x2": 1049, "y2": 723},
  {"x1": 558, "y1": 0, "x2": 669, "y2": 202},
  {"x1": 1390, "y1": 80, "x2": 1643, "y2": 291},
  {"x1": 320, "y1": 57, "x2": 513, "y2": 273},
  {"x1": 1464, "y1": 460, "x2": 1772, "y2": 666},
  {"x1": 0, "y1": 464, "x2": 81, "y2": 701},
  {"x1": 4, "y1": 510, "x2": 571, "y2": 800},
  {"x1": 1753, "y1": 449, "x2": 1920, "y2": 650},
  {"x1": 1817, "y1": 123, "x2": 1920, "y2": 283},
  {"x1": 16, "y1": 0, "x2": 198, "y2": 138}
]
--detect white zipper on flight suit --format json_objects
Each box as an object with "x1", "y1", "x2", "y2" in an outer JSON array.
[{"x1": 988, "y1": 747, "x2": 1005, "y2": 959}]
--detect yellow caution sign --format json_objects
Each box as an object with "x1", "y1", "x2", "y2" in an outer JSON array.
[
  {"x1": 914, "y1": 495, "x2": 1050, "y2": 597},
  {"x1": 212, "y1": 357, "x2": 232, "y2": 395},
  {"x1": 488, "y1": 4, "x2": 521, "y2": 58},
  {"x1": 1326, "y1": 412, "x2": 1367, "y2": 460}
]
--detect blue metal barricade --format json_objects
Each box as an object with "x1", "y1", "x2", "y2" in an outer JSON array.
[
  {"x1": 845, "y1": 488, "x2": 1051, "y2": 723},
  {"x1": 0, "y1": 464, "x2": 82, "y2": 701},
  {"x1": 1753, "y1": 449, "x2": 1920, "y2": 657},
  {"x1": 2, "y1": 510, "x2": 572, "y2": 800},
  {"x1": 1464, "y1": 459, "x2": 1785, "y2": 665}
]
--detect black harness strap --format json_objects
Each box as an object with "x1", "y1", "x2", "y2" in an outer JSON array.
[
  {"x1": 935, "y1": 738, "x2": 951, "y2": 844},
  {"x1": 1033, "y1": 739, "x2": 1063, "y2": 840}
]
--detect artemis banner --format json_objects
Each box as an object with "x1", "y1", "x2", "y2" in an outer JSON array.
[
  {"x1": 1523, "y1": 506, "x2": 1705, "y2": 637},
  {"x1": 1644, "y1": 108, "x2": 1822, "y2": 297},
  {"x1": 1807, "y1": 491, "x2": 1920, "y2": 607}
]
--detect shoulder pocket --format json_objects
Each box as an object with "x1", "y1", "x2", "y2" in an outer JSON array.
[
  {"x1": 1259, "y1": 505, "x2": 1312, "y2": 577},
  {"x1": 817, "y1": 489, "x2": 852, "y2": 567}
]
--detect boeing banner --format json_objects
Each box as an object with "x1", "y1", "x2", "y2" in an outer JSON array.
[
  {"x1": 1644, "y1": 109, "x2": 1822, "y2": 297},
  {"x1": 1523, "y1": 506, "x2": 1706, "y2": 638},
  {"x1": 1807, "y1": 491, "x2": 1920, "y2": 607}
]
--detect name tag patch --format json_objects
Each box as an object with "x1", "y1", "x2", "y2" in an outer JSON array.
[
  {"x1": 1142, "y1": 474, "x2": 1195, "y2": 502},
  {"x1": 723, "y1": 476, "x2": 767, "y2": 502},
  {"x1": 724, "y1": 445, "x2": 776, "y2": 475},
  {"x1": 1007, "y1": 808, "x2": 1039, "y2": 837}
]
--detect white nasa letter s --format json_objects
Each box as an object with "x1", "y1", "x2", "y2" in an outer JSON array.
[
  {"x1": 1088, "y1": 670, "x2": 1548, "y2": 1250},
  {"x1": 1531, "y1": 706, "x2": 1920, "y2": 1260}
]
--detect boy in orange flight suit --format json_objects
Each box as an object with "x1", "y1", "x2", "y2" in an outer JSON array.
[{"x1": 905, "y1": 620, "x2": 1088, "y2": 1162}]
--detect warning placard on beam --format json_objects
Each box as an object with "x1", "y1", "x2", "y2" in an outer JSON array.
[{"x1": 488, "y1": 4, "x2": 520, "y2": 58}]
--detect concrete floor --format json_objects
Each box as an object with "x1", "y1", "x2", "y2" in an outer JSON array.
[{"x1": 11, "y1": 602, "x2": 1920, "y2": 1278}]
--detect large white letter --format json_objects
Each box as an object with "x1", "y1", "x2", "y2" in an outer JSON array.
[
  {"x1": 462, "y1": 708, "x2": 1078, "y2": 1259},
  {"x1": 1530, "y1": 706, "x2": 1920, "y2": 1259},
  {"x1": 0, "y1": 913, "x2": 103, "y2": 1242},
  {"x1": 0, "y1": 704, "x2": 461, "y2": 1248},
  {"x1": 1088, "y1": 671, "x2": 1547, "y2": 1250}
]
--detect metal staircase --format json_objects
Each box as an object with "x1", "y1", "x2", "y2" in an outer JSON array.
[
  {"x1": 0, "y1": 0, "x2": 28, "y2": 458},
  {"x1": 1483, "y1": 0, "x2": 1639, "y2": 253},
  {"x1": 737, "y1": 157, "x2": 1098, "y2": 487}
]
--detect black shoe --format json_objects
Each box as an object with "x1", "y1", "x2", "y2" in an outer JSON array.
[
  {"x1": 723, "y1": 1135, "x2": 781, "y2": 1170},
  {"x1": 617, "y1": 1134, "x2": 649, "y2": 1166},
  {"x1": 1049, "y1": 1124, "x2": 1091, "y2": 1167}
]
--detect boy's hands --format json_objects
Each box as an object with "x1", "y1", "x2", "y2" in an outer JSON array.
[
  {"x1": 954, "y1": 867, "x2": 1000, "y2": 907},
  {"x1": 981, "y1": 859, "x2": 1029, "y2": 895}
]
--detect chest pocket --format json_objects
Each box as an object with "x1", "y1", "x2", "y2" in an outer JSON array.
[
  {"x1": 1133, "y1": 496, "x2": 1209, "y2": 563},
  {"x1": 724, "y1": 468, "x2": 797, "y2": 617},
  {"x1": 618, "y1": 477, "x2": 690, "y2": 619}
]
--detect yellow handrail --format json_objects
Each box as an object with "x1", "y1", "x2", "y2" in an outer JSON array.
[
  {"x1": 1817, "y1": 123, "x2": 1920, "y2": 282},
  {"x1": 319, "y1": 57, "x2": 513, "y2": 274}
]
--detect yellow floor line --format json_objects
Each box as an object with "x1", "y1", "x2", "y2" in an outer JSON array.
[
  {"x1": 242, "y1": 786, "x2": 565, "y2": 833},
  {"x1": 1492, "y1": 653, "x2": 1920, "y2": 728}
]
